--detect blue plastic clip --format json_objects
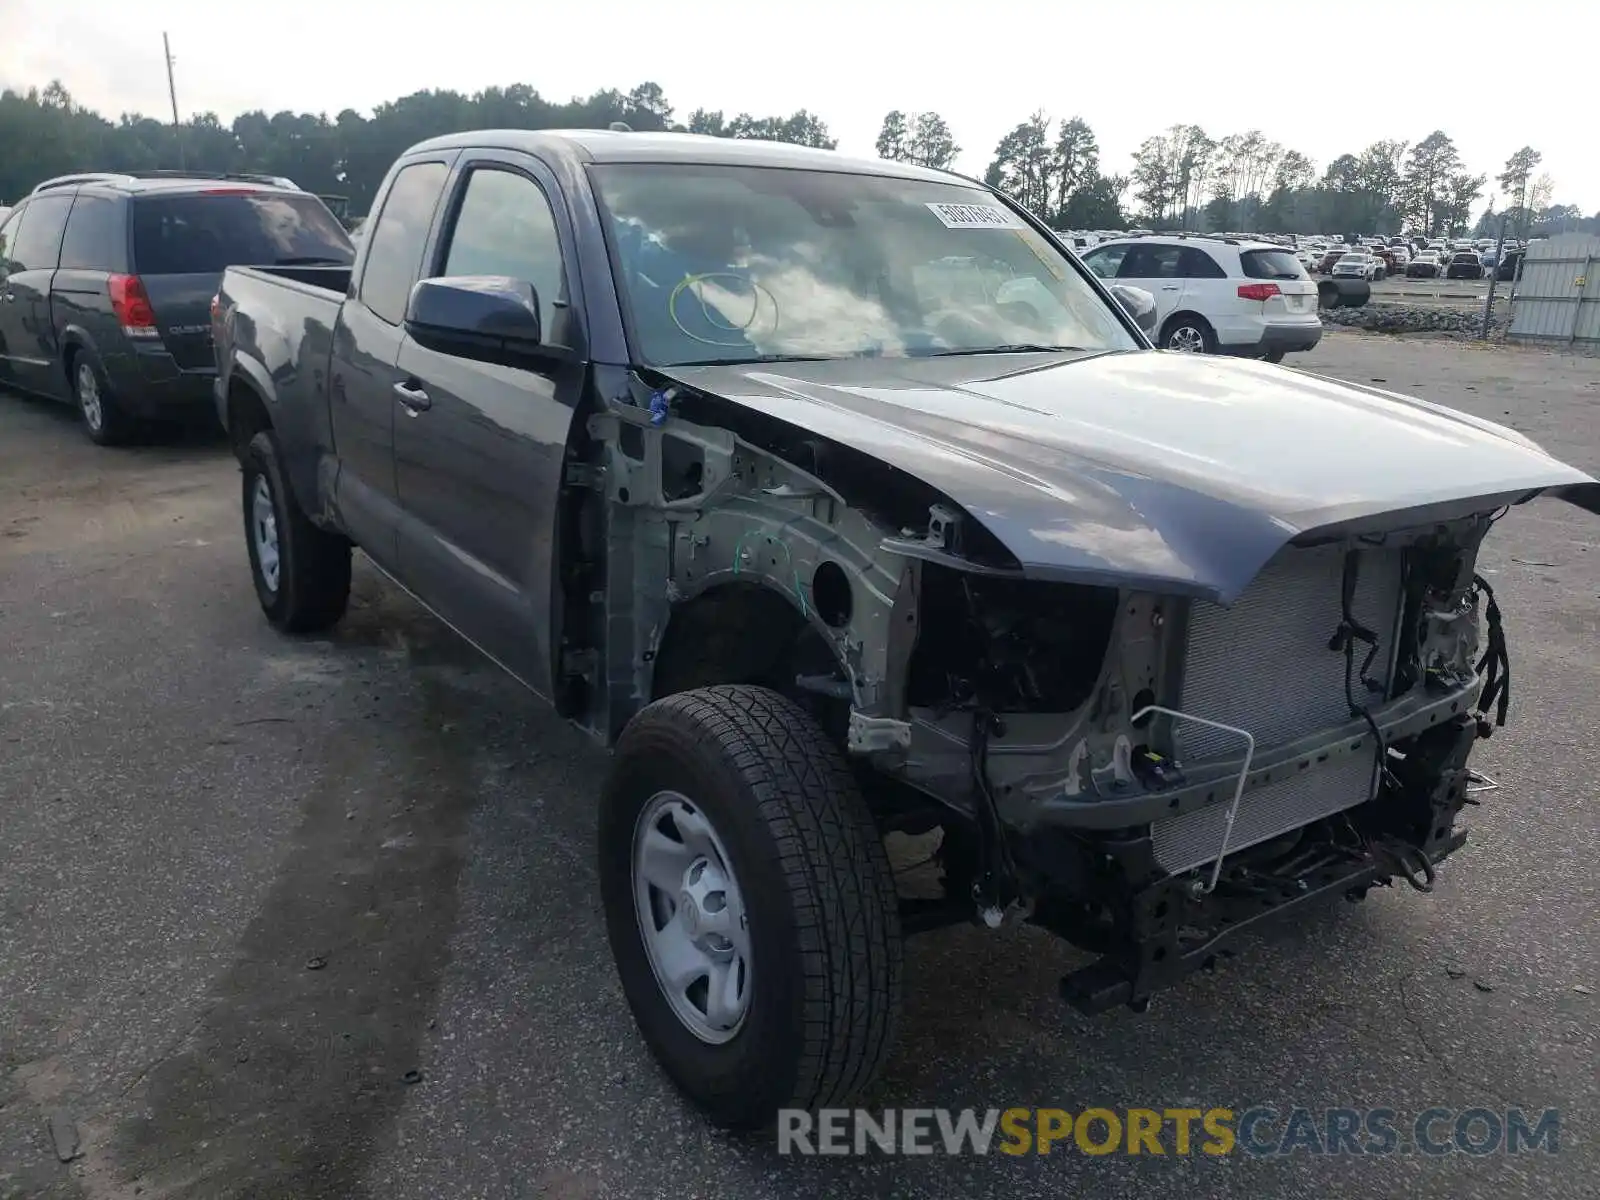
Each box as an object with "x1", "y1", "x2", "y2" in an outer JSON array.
[{"x1": 648, "y1": 387, "x2": 677, "y2": 426}]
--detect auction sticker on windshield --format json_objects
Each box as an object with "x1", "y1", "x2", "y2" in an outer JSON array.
[{"x1": 926, "y1": 202, "x2": 1025, "y2": 229}]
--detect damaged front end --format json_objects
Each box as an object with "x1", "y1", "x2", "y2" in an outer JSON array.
[
  {"x1": 872, "y1": 510, "x2": 1510, "y2": 1013},
  {"x1": 563, "y1": 366, "x2": 1546, "y2": 1018}
]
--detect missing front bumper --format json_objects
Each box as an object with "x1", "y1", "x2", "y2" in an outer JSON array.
[
  {"x1": 1054, "y1": 827, "x2": 1468, "y2": 1015},
  {"x1": 1044, "y1": 712, "x2": 1481, "y2": 1015}
]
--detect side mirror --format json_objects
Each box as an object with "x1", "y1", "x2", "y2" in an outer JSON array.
[
  {"x1": 405, "y1": 276, "x2": 543, "y2": 357},
  {"x1": 1108, "y1": 283, "x2": 1159, "y2": 337}
]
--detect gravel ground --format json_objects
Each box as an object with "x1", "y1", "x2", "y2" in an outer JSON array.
[{"x1": 2, "y1": 332, "x2": 1597, "y2": 1199}]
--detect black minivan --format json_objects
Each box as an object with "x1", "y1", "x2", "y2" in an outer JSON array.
[{"x1": 0, "y1": 172, "x2": 353, "y2": 444}]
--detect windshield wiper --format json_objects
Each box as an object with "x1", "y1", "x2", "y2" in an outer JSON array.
[
  {"x1": 275, "y1": 256, "x2": 350, "y2": 266},
  {"x1": 670, "y1": 353, "x2": 840, "y2": 367},
  {"x1": 919, "y1": 343, "x2": 1088, "y2": 357}
]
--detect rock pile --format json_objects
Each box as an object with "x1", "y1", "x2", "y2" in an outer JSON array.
[{"x1": 1321, "y1": 305, "x2": 1505, "y2": 337}]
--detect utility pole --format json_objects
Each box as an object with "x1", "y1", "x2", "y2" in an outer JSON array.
[
  {"x1": 163, "y1": 32, "x2": 186, "y2": 170},
  {"x1": 1480, "y1": 210, "x2": 1509, "y2": 341}
]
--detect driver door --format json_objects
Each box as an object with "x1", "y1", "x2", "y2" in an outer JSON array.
[{"x1": 391, "y1": 152, "x2": 587, "y2": 701}]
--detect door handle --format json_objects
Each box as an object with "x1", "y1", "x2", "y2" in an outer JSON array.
[
  {"x1": 1161, "y1": 284, "x2": 1181, "y2": 291},
  {"x1": 1, "y1": 292, "x2": 15, "y2": 303},
  {"x1": 393, "y1": 380, "x2": 432, "y2": 413}
]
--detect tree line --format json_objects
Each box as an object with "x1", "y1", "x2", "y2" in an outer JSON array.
[
  {"x1": 971, "y1": 112, "x2": 1594, "y2": 239},
  {"x1": 0, "y1": 80, "x2": 836, "y2": 211},
  {"x1": 4, "y1": 79, "x2": 1594, "y2": 242}
]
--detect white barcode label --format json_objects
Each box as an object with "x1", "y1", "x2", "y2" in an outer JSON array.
[{"x1": 925, "y1": 202, "x2": 1025, "y2": 230}]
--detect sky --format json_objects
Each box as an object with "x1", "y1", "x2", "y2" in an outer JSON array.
[{"x1": 3, "y1": 0, "x2": 1595, "y2": 213}]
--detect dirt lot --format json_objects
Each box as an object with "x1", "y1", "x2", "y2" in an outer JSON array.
[{"x1": 2, "y1": 332, "x2": 1597, "y2": 1200}]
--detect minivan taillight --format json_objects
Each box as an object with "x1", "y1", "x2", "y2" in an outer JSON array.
[
  {"x1": 108, "y1": 274, "x2": 160, "y2": 339},
  {"x1": 1237, "y1": 283, "x2": 1282, "y2": 302}
]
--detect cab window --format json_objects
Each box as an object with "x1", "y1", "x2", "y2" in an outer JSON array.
[{"x1": 439, "y1": 167, "x2": 568, "y2": 343}]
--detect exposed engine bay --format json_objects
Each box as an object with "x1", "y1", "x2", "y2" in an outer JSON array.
[{"x1": 559, "y1": 367, "x2": 1519, "y2": 1012}]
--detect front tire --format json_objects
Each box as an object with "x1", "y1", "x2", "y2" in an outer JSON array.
[
  {"x1": 242, "y1": 429, "x2": 351, "y2": 633},
  {"x1": 600, "y1": 685, "x2": 903, "y2": 1129}
]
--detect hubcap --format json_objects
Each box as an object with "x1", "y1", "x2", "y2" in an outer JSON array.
[
  {"x1": 632, "y1": 791, "x2": 751, "y2": 1043},
  {"x1": 251, "y1": 475, "x2": 281, "y2": 593},
  {"x1": 76, "y1": 363, "x2": 103, "y2": 430},
  {"x1": 1168, "y1": 325, "x2": 1205, "y2": 352}
]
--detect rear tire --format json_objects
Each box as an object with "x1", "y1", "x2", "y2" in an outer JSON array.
[
  {"x1": 1160, "y1": 314, "x2": 1216, "y2": 354},
  {"x1": 70, "y1": 351, "x2": 134, "y2": 447},
  {"x1": 1262, "y1": 350, "x2": 1287, "y2": 364},
  {"x1": 599, "y1": 685, "x2": 903, "y2": 1129},
  {"x1": 242, "y1": 429, "x2": 351, "y2": 633}
]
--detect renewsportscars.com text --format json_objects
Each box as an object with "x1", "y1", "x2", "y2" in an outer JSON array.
[{"x1": 777, "y1": 1106, "x2": 1561, "y2": 1157}]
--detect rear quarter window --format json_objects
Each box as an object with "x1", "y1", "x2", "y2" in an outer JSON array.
[
  {"x1": 1240, "y1": 249, "x2": 1307, "y2": 279},
  {"x1": 131, "y1": 192, "x2": 353, "y2": 275},
  {"x1": 59, "y1": 196, "x2": 125, "y2": 271}
]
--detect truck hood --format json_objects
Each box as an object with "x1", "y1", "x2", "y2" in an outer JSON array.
[{"x1": 660, "y1": 350, "x2": 1600, "y2": 603}]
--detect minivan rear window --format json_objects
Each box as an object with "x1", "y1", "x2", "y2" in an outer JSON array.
[
  {"x1": 132, "y1": 192, "x2": 353, "y2": 275},
  {"x1": 1239, "y1": 249, "x2": 1307, "y2": 279}
]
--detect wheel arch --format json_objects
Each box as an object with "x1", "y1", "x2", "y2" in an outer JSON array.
[
  {"x1": 226, "y1": 373, "x2": 275, "y2": 462},
  {"x1": 225, "y1": 366, "x2": 328, "y2": 533},
  {"x1": 650, "y1": 579, "x2": 821, "y2": 700},
  {"x1": 57, "y1": 329, "x2": 104, "y2": 395}
]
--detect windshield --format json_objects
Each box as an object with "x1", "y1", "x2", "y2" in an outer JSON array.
[
  {"x1": 590, "y1": 163, "x2": 1137, "y2": 366},
  {"x1": 132, "y1": 191, "x2": 354, "y2": 275}
]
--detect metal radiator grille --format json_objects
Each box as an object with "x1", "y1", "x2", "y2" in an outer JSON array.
[
  {"x1": 1174, "y1": 544, "x2": 1405, "y2": 761},
  {"x1": 1152, "y1": 751, "x2": 1376, "y2": 875}
]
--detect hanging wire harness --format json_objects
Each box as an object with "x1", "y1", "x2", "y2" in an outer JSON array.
[{"x1": 1471, "y1": 572, "x2": 1511, "y2": 733}]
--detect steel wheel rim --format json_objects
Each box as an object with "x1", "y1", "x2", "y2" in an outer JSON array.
[
  {"x1": 251, "y1": 475, "x2": 281, "y2": 593},
  {"x1": 632, "y1": 790, "x2": 752, "y2": 1044},
  {"x1": 1168, "y1": 326, "x2": 1205, "y2": 352},
  {"x1": 77, "y1": 363, "x2": 103, "y2": 431}
]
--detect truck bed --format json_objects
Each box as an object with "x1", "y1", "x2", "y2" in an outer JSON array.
[
  {"x1": 214, "y1": 263, "x2": 357, "y2": 511},
  {"x1": 228, "y1": 263, "x2": 353, "y2": 297}
]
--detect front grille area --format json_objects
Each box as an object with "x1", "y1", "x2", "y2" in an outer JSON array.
[
  {"x1": 1150, "y1": 543, "x2": 1404, "y2": 876},
  {"x1": 1152, "y1": 751, "x2": 1375, "y2": 874}
]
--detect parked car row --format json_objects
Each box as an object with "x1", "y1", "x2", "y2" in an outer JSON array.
[
  {"x1": 0, "y1": 170, "x2": 353, "y2": 443},
  {"x1": 1405, "y1": 246, "x2": 1526, "y2": 281},
  {"x1": 1287, "y1": 232, "x2": 1527, "y2": 284}
]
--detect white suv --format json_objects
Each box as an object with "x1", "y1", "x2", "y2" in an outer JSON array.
[{"x1": 1079, "y1": 236, "x2": 1322, "y2": 362}]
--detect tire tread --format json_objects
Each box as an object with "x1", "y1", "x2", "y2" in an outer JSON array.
[{"x1": 619, "y1": 684, "x2": 903, "y2": 1114}]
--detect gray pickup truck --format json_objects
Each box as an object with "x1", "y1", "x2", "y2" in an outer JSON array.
[{"x1": 213, "y1": 128, "x2": 1599, "y2": 1129}]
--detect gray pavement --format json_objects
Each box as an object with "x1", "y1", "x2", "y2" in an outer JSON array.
[{"x1": 2, "y1": 332, "x2": 1597, "y2": 1199}]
